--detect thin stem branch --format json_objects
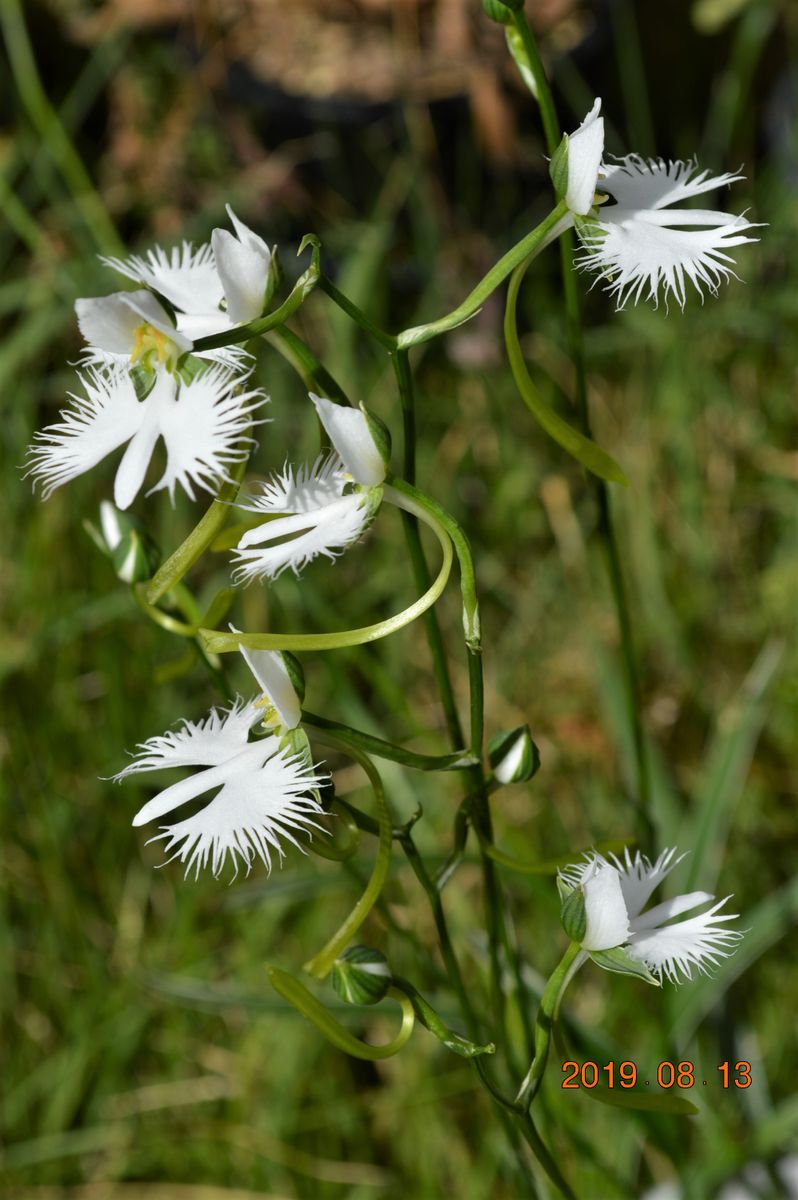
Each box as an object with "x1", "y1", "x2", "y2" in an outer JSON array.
[
  {"x1": 318, "y1": 274, "x2": 396, "y2": 349},
  {"x1": 301, "y1": 710, "x2": 476, "y2": 773},
  {"x1": 511, "y1": 7, "x2": 653, "y2": 846}
]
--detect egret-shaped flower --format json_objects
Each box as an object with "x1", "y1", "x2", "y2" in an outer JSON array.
[
  {"x1": 232, "y1": 393, "x2": 389, "y2": 584},
  {"x1": 558, "y1": 847, "x2": 744, "y2": 984},
  {"x1": 117, "y1": 698, "x2": 328, "y2": 879},
  {"x1": 560, "y1": 99, "x2": 758, "y2": 308},
  {"x1": 77, "y1": 206, "x2": 273, "y2": 363},
  {"x1": 27, "y1": 362, "x2": 266, "y2": 510}
]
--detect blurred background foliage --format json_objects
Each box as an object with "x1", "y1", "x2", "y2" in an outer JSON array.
[{"x1": 1, "y1": 0, "x2": 797, "y2": 1196}]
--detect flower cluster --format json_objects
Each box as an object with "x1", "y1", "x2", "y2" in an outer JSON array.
[{"x1": 27, "y1": 207, "x2": 273, "y2": 510}]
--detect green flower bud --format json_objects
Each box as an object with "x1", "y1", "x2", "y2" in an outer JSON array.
[
  {"x1": 488, "y1": 725, "x2": 540, "y2": 784},
  {"x1": 559, "y1": 884, "x2": 588, "y2": 944},
  {"x1": 482, "y1": 0, "x2": 514, "y2": 25},
  {"x1": 504, "y1": 27, "x2": 538, "y2": 98},
  {"x1": 88, "y1": 501, "x2": 160, "y2": 583},
  {"x1": 332, "y1": 946, "x2": 392, "y2": 1006}
]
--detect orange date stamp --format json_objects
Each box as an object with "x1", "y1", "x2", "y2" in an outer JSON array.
[{"x1": 561, "y1": 1060, "x2": 752, "y2": 1089}]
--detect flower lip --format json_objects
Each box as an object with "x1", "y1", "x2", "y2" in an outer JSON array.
[
  {"x1": 576, "y1": 155, "x2": 760, "y2": 309},
  {"x1": 118, "y1": 697, "x2": 328, "y2": 879}
]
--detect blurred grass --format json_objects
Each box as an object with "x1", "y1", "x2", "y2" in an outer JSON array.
[{"x1": 2, "y1": 1, "x2": 798, "y2": 1197}]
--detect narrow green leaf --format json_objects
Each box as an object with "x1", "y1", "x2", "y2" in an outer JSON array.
[{"x1": 577, "y1": 1086, "x2": 698, "y2": 1116}]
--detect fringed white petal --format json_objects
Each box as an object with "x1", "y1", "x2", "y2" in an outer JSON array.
[
  {"x1": 626, "y1": 896, "x2": 744, "y2": 984},
  {"x1": 566, "y1": 98, "x2": 604, "y2": 216},
  {"x1": 600, "y1": 156, "x2": 746, "y2": 211},
  {"x1": 232, "y1": 492, "x2": 372, "y2": 583},
  {"x1": 101, "y1": 241, "x2": 224, "y2": 316},
  {"x1": 581, "y1": 863, "x2": 631, "y2": 950},
  {"x1": 609, "y1": 847, "x2": 685, "y2": 921},
  {"x1": 579, "y1": 156, "x2": 759, "y2": 308},
  {"x1": 117, "y1": 697, "x2": 263, "y2": 780},
  {"x1": 238, "y1": 454, "x2": 347, "y2": 515},
  {"x1": 311, "y1": 393, "x2": 386, "y2": 486},
  {"x1": 25, "y1": 365, "x2": 143, "y2": 499},
  {"x1": 150, "y1": 364, "x2": 267, "y2": 503},
  {"x1": 119, "y1": 697, "x2": 328, "y2": 879}
]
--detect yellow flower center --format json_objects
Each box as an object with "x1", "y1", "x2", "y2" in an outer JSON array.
[{"x1": 130, "y1": 324, "x2": 180, "y2": 370}]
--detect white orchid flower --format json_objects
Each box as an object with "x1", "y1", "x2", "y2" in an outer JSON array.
[
  {"x1": 79, "y1": 207, "x2": 273, "y2": 364},
  {"x1": 559, "y1": 847, "x2": 744, "y2": 983},
  {"x1": 232, "y1": 394, "x2": 388, "y2": 584},
  {"x1": 559, "y1": 99, "x2": 758, "y2": 308},
  {"x1": 117, "y1": 697, "x2": 328, "y2": 879},
  {"x1": 27, "y1": 362, "x2": 266, "y2": 510}
]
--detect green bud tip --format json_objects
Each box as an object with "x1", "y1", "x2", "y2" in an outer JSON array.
[{"x1": 332, "y1": 945, "x2": 392, "y2": 1007}]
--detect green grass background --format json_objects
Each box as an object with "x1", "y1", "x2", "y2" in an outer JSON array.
[{"x1": 2, "y1": 1, "x2": 797, "y2": 1196}]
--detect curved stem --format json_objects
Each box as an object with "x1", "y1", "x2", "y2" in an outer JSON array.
[
  {"x1": 515, "y1": 941, "x2": 584, "y2": 1110},
  {"x1": 302, "y1": 711, "x2": 476, "y2": 772},
  {"x1": 268, "y1": 969, "x2": 414, "y2": 1060},
  {"x1": 385, "y1": 479, "x2": 480, "y2": 651},
  {"x1": 396, "y1": 202, "x2": 569, "y2": 349},
  {"x1": 199, "y1": 506, "x2": 453, "y2": 653},
  {"x1": 302, "y1": 737, "x2": 392, "y2": 980},
  {"x1": 265, "y1": 325, "x2": 352, "y2": 407}
]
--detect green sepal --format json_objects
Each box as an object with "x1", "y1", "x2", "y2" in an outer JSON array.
[
  {"x1": 573, "y1": 213, "x2": 607, "y2": 248},
  {"x1": 264, "y1": 245, "x2": 283, "y2": 309},
  {"x1": 488, "y1": 725, "x2": 540, "y2": 784},
  {"x1": 278, "y1": 725, "x2": 314, "y2": 765},
  {"x1": 281, "y1": 650, "x2": 306, "y2": 706},
  {"x1": 559, "y1": 885, "x2": 587, "y2": 944},
  {"x1": 549, "y1": 133, "x2": 570, "y2": 200},
  {"x1": 588, "y1": 946, "x2": 661, "y2": 987},
  {"x1": 360, "y1": 404, "x2": 392, "y2": 477},
  {"x1": 332, "y1": 945, "x2": 392, "y2": 1006},
  {"x1": 393, "y1": 978, "x2": 495, "y2": 1058}
]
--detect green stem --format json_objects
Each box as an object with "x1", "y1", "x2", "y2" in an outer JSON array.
[
  {"x1": 190, "y1": 235, "x2": 321, "y2": 353},
  {"x1": 509, "y1": 10, "x2": 653, "y2": 845},
  {"x1": 301, "y1": 711, "x2": 476, "y2": 772},
  {"x1": 397, "y1": 831, "x2": 482, "y2": 1041},
  {"x1": 319, "y1": 274, "x2": 396, "y2": 349},
  {"x1": 302, "y1": 737, "x2": 392, "y2": 980},
  {"x1": 396, "y1": 202, "x2": 569, "y2": 349},
  {"x1": 515, "y1": 941, "x2": 584, "y2": 1109},
  {"x1": 269, "y1": 970, "x2": 415, "y2": 1060},
  {"x1": 199, "y1": 500, "x2": 453, "y2": 653},
  {"x1": 145, "y1": 453, "x2": 250, "y2": 605},
  {"x1": 515, "y1": 1109, "x2": 579, "y2": 1200},
  {"x1": 392, "y1": 349, "x2": 465, "y2": 748},
  {"x1": 385, "y1": 480, "x2": 480, "y2": 651},
  {"x1": 265, "y1": 326, "x2": 352, "y2": 406}
]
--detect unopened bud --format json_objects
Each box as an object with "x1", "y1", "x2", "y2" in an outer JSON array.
[
  {"x1": 488, "y1": 725, "x2": 540, "y2": 784},
  {"x1": 332, "y1": 945, "x2": 392, "y2": 1006}
]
